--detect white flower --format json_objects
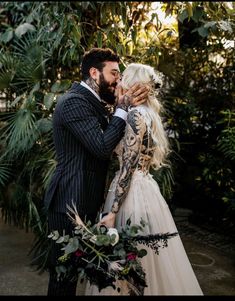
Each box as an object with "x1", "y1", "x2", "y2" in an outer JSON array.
[
  {"x1": 107, "y1": 228, "x2": 119, "y2": 246},
  {"x1": 107, "y1": 260, "x2": 125, "y2": 272}
]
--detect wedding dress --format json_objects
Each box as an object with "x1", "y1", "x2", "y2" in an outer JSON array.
[{"x1": 85, "y1": 105, "x2": 203, "y2": 295}]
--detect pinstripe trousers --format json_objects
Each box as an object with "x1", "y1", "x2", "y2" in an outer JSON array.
[{"x1": 47, "y1": 211, "x2": 78, "y2": 296}]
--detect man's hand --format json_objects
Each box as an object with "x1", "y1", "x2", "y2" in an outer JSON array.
[{"x1": 116, "y1": 83, "x2": 149, "y2": 109}]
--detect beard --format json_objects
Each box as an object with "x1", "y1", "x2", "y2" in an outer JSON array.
[{"x1": 99, "y1": 73, "x2": 117, "y2": 105}]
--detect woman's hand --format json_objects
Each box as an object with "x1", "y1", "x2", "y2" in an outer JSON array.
[{"x1": 99, "y1": 212, "x2": 116, "y2": 228}]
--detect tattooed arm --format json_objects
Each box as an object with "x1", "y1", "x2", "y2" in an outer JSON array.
[
  {"x1": 99, "y1": 109, "x2": 147, "y2": 227},
  {"x1": 111, "y1": 109, "x2": 147, "y2": 213}
]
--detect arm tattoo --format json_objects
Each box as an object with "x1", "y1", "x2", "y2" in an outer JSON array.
[{"x1": 111, "y1": 110, "x2": 147, "y2": 214}]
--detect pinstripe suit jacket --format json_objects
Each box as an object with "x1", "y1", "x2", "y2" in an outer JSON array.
[{"x1": 44, "y1": 82, "x2": 126, "y2": 221}]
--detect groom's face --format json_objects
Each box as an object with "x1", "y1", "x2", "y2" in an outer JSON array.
[{"x1": 98, "y1": 61, "x2": 121, "y2": 105}]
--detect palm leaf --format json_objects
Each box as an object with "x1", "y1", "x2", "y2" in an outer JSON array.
[
  {"x1": 152, "y1": 164, "x2": 175, "y2": 201},
  {"x1": 0, "y1": 51, "x2": 18, "y2": 90},
  {"x1": 0, "y1": 163, "x2": 12, "y2": 186},
  {"x1": 217, "y1": 128, "x2": 235, "y2": 161},
  {"x1": 2, "y1": 101, "x2": 39, "y2": 158},
  {"x1": 41, "y1": 158, "x2": 56, "y2": 190}
]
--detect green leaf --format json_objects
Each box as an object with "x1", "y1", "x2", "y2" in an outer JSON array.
[
  {"x1": 218, "y1": 20, "x2": 233, "y2": 33},
  {"x1": 131, "y1": 28, "x2": 137, "y2": 45},
  {"x1": 191, "y1": 7, "x2": 204, "y2": 22},
  {"x1": 47, "y1": 232, "x2": 54, "y2": 238},
  {"x1": 97, "y1": 31, "x2": 103, "y2": 48},
  {"x1": 197, "y1": 26, "x2": 209, "y2": 37},
  {"x1": 0, "y1": 29, "x2": 14, "y2": 43},
  {"x1": 3, "y1": 105, "x2": 39, "y2": 157},
  {"x1": 95, "y1": 234, "x2": 111, "y2": 246},
  {"x1": 15, "y1": 23, "x2": 36, "y2": 38},
  {"x1": 36, "y1": 118, "x2": 52, "y2": 134},
  {"x1": 56, "y1": 265, "x2": 67, "y2": 274},
  {"x1": 204, "y1": 21, "x2": 217, "y2": 29},
  {"x1": 62, "y1": 237, "x2": 79, "y2": 254},
  {"x1": 178, "y1": 10, "x2": 188, "y2": 23},
  {"x1": 113, "y1": 248, "x2": 126, "y2": 258},
  {"x1": 56, "y1": 236, "x2": 65, "y2": 244},
  {"x1": 43, "y1": 93, "x2": 55, "y2": 110},
  {"x1": 129, "y1": 224, "x2": 142, "y2": 236},
  {"x1": 51, "y1": 80, "x2": 71, "y2": 93},
  {"x1": 0, "y1": 164, "x2": 12, "y2": 186},
  {"x1": 52, "y1": 230, "x2": 60, "y2": 240},
  {"x1": 0, "y1": 52, "x2": 17, "y2": 90},
  {"x1": 138, "y1": 248, "x2": 147, "y2": 258}
]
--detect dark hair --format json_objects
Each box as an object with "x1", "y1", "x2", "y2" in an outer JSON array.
[{"x1": 80, "y1": 48, "x2": 120, "y2": 80}]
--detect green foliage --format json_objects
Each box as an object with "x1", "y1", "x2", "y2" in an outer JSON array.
[{"x1": 46, "y1": 209, "x2": 177, "y2": 293}]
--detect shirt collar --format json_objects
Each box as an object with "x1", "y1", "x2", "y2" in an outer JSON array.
[{"x1": 80, "y1": 81, "x2": 102, "y2": 102}]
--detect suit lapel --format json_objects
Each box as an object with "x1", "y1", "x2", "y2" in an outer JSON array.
[{"x1": 69, "y1": 82, "x2": 108, "y2": 117}]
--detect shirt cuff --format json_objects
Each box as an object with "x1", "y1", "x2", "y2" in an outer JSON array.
[{"x1": 113, "y1": 108, "x2": 128, "y2": 121}]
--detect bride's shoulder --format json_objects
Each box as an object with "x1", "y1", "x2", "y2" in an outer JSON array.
[
  {"x1": 128, "y1": 104, "x2": 147, "y2": 115},
  {"x1": 128, "y1": 105, "x2": 152, "y2": 120},
  {"x1": 128, "y1": 105, "x2": 152, "y2": 128}
]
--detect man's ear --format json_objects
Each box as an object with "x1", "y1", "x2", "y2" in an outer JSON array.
[{"x1": 89, "y1": 67, "x2": 99, "y2": 80}]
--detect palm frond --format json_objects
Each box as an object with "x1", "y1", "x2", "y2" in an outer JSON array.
[
  {"x1": 42, "y1": 158, "x2": 56, "y2": 190},
  {"x1": 0, "y1": 51, "x2": 18, "y2": 90},
  {"x1": 28, "y1": 205, "x2": 50, "y2": 274},
  {"x1": 2, "y1": 102, "x2": 39, "y2": 158},
  {"x1": 0, "y1": 163, "x2": 12, "y2": 187},
  {"x1": 152, "y1": 164, "x2": 175, "y2": 201},
  {"x1": 217, "y1": 127, "x2": 235, "y2": 161}
]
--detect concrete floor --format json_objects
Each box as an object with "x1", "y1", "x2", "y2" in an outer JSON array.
[{"x1": 0, "y1": 215, "x2": 234, "y2": 296}]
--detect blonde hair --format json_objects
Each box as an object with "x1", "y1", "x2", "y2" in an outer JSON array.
[{"x1": 121, "y1": 63, "x2": 170, "y2": 170}]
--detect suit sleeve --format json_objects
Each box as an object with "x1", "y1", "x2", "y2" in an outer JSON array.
[
  {"x1": 111, "y1": 109, "x2": 147, "y2": 213},
  {"x1": 61, "y1": 95, "x2": 126, "y2": 160}
]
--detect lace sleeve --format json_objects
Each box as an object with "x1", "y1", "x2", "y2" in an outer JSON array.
[{"x1": 111, "y1": 109, "x2": 147, "y2": 214}]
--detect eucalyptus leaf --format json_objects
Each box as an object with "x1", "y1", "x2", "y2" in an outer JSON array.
[
  {"x1": 95, "y1": 234, "x2": 111, "y2": 246},
  {"x1": 62, "y1": 237, "x2": 79, "y2": 254},
  {"x1": 52, "y1": 230, "x2": 60, "y2": 240},
  {"x1": 56, "y1": 236, "x2": 65, "y2": 244},
  {"x1": 56, "y1": 265, "x2": 67, "y2": 274}
]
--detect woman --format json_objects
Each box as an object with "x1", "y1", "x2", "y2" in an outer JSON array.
[{"x1": 85, "y1": 63, "x2": 203, "y2": 295}]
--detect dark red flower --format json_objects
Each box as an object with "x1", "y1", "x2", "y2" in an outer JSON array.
[
  {"x1": 126, "y1": 252, "x2": 137, "y2": 261},
  {"x1": 75, "y1": 250, "x2": 84, "y2": 257}
]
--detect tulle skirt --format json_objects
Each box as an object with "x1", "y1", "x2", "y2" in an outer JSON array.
[{"x1": 85, "y1": 170, "x2": 203, "y2": 295}]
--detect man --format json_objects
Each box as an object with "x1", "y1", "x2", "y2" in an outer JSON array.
[{"x1": 44, "y1": 48, "x2": 148, "y2": 295}]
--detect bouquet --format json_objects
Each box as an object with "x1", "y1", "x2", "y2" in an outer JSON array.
[{"x1": 48, "y1": 205, "x2": 178, "y2": 295}]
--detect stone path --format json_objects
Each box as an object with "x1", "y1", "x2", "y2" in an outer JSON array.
[{"x1": 0, "y1": 212, "x2": 234, "y2": 295}]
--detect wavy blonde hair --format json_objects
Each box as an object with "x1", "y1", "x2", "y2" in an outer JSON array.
[{"x1": 121, "y1": 63, "x2": 170, "y2": 170}]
